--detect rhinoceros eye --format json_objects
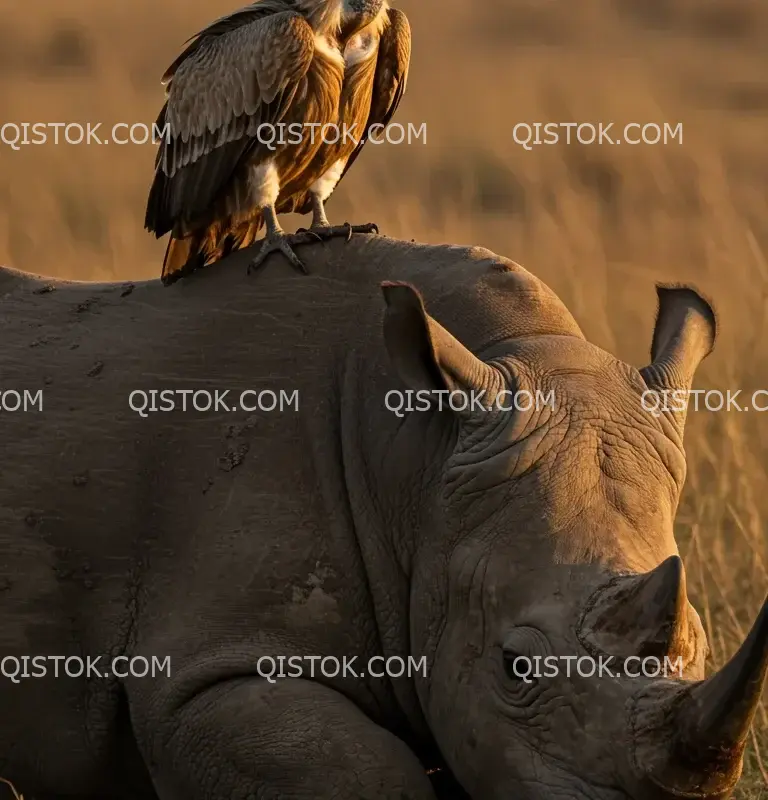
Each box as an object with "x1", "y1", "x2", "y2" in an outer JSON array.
[
  {"x1": 502, "y1": 649, "x2": 537, "y2": 683},
  {"x1": 501, "y1": 626, "x2": 550, "y2": 685}
]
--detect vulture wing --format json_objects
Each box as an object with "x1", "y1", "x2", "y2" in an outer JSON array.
[{"x1": 145, "y1": 9, "x2": 316, "y2": 239}]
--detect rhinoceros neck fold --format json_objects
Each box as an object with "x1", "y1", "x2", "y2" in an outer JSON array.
[{"x1": 335, "y1": 346, "x2": 458, "y2": 739}]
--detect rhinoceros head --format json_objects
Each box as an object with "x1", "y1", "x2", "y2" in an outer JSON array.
[{"x1": 380, "y1": 280, "x2": 767, "y2": 799}]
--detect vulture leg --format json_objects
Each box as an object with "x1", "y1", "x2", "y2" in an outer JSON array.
[
  {"x1": 247, "y1": 204, "x2": 311, "y2": 275},
  {"x1": 310, "y1": 193, "x2": 331, "y2": 229}
]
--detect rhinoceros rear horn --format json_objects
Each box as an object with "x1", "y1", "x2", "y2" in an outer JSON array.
[
  {"x1": 639, "y1": 285, "x2": 716, "y2": 433},
  {"x1": 380, "y1": 282, "x2": 500, "y2": 406},
  {"x1": 634, "y1": 597, "x2": 768, "y2": 797},
  {"x1": 579, "y1": 556, "x2": 696, "y2": 663}
]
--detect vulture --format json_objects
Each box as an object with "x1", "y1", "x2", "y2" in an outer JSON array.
[{"x1": 144, "y1": 0, "x2": 411, "y2": 285}]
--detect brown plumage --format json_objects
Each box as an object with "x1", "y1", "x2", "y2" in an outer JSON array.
[{"x1": 144, "y1": 0, "x2": 411, "y2": 285}]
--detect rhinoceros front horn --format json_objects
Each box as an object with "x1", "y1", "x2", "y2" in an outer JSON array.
[
  {"x1": 633, "y1": 597, "x2": 768, "y2": 797},
  {"x1": 675, "y1": 598, "x2": 768, "y2": 760}
]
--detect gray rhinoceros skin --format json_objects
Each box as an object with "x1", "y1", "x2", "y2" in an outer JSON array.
[{"x1": 0, "y1": 236, "x2": 764, "y2": 800}]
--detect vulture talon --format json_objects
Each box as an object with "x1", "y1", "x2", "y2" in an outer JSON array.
[
  {"x1": 295, "y1": 227, "x2": 324, "y2": 242},
  {"x1": 247, "y1": 231, "x2": 310, "y2": 276},
  {"x1": 289, "y1": 223, "x2": 380, "y2": 243}
]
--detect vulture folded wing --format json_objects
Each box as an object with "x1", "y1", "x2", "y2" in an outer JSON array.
[
  {"x1": 339, "y1": 8, "x2": 411, "y2": 182},
  {"x1": 159, "y1": 1, "x2": 293, "y2": 86},
  {"x1": 145, "y1": 10, "x2": 315, "y2": 237}
]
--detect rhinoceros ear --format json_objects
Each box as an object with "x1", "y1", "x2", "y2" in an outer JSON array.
[
  {"x1": 639, "y1": 285, "x2": 716, "y2": 431},
  {"x1": 380, "y1": 281, "x2": 498, "y2": 397}
]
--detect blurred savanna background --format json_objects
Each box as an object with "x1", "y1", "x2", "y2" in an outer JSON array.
[{"x1": 1, "y1": 0, "x2": 767, "y2": 795}]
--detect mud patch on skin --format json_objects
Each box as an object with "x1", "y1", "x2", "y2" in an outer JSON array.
[
  {"x1": 224, "y1": 415, "x2": 259, "y2": 439},
  {"x1": 75, "y1": 296, "x2": 101, "y2": 313},
  {"x1": 119, "y1": 283, "x2": 134, "y2": 297},
  {"x1": 86, "y1": 361, "x2": 104, "y2": 377},
  {"x1": 218, "y1": 442, "x2": 249, "y2": 472},
  {"x1": 308, "y1": 564, "x2": 336, "y2": 587},
  {"x1": 24, "y1": 510, "x2": 42, "y2": 527},
  {"x1": 217, "y1": 416, "x2": 259, "y2": 472},
  {"x1": 30, "y1": 334, "x2": 61, "y2": 347},
  {"x1": 287, "y1": 564, "x2": 341, "y2": 624},
  {"x1": 52, "y1": 556, "x2": 97, "y2": 591},
  {"x1": 32, "y1": 284, "x2": 55, "y2": 295},
  {"x1": 287, "y1": 586, "x2": 341, "y2": 625}
]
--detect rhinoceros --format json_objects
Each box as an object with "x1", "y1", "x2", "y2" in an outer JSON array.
[{"x1": 0, "y1": 236, "x2": 765, "y2": 800}]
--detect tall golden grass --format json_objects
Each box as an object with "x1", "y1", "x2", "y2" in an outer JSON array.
[{"x1": 0, "y1": 0, "x2": 766, "y2": 796}]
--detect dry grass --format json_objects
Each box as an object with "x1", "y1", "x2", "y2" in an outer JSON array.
[
  {"x1": 0, "y1": 0, "x2": 766, "y2": 796},
  {"x1": 0, "y1": 778, "x2": 23, "y2": 799}
]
